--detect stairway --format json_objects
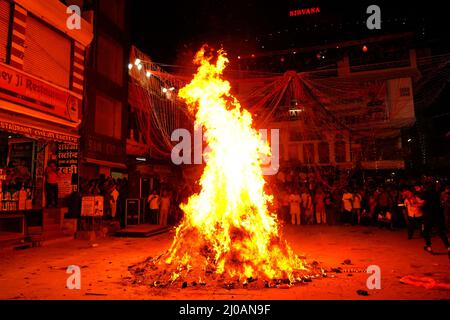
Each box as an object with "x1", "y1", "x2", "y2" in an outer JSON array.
[
  {"x1": 114, "y1": 224, "x2": 170, "y2": 238},
  {"x1": 0, "y1": 233, "x2": 27, "y2": 251},
  {"x1": 0, "y1": 208, "x2": 74, "y2": 250}
]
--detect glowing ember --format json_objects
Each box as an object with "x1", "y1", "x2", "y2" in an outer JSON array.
[{"x1": 129, "y1": 47, "x2": 322, "y2": 288}]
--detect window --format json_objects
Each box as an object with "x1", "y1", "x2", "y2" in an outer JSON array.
[
  {"x1": 95, "y1": 93, "x2": 122, "y2": 139},
  {"x1": 288, "y1": 145, "x2": 299, "y2": 161},
  {"x1": 97, "y1": 33, "x2": 124, "y2": 85},
  {"x1": 0, "y1": 0, "x2": 10, "y2": 63},
  {"x1": 303, "y1": 143, "x2": 314, "y2": 164},
  {"x1": 318, "y1": 142, "x2": 330, "y2": 164},
  {"x1": 23, "y1": 16, "x2": 71, "y2": 88},
  {"x1": 335, "y1": 141, "x2": 346, "y2": 163},
  {"x1": 279, "y1": 144, "x2": 285, "y2": 161},
  {"x1": 289, "y1": 130, "x2": 305, "y2": 142}
]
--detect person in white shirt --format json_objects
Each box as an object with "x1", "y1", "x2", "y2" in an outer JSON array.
[
  {"x1": 289, "y1": 190, "x2": 301, "y2": 225},
  {"x1": 159, "y1": 190, "x2": 171, "y2": 226},
  {"x1": 353, "y1": 191, "x2": 362, "y2": 224},
  {"x1": 402, "y1": 188, "x2": 424, "y2": 240},
  {"x1": 147, "y1": 190, "x2": 160, "y2": 224},
  {"x1": 110, "y1": 185, "x2": 119, "y2": 219},
  {"x1": 342, "y1": 190, "x2": 354, "y2": 225}
]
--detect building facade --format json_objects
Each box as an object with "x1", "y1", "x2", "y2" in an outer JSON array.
[
  {"x1": 78, "y1": 0, "x2": 131, "y2": 180},
  {"x1": 0, "y1": 0, "x2": 92, "y2": 239},
  {"x1": 235, "y1": 34, "x2": 417, "y2": 172}
]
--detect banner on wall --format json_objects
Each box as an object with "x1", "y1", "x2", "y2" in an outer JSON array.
[
  {"x1": 56, "y1": 143, "x2": 79, "y2": 197},
  {"x1": 81, "y1": 196, "x2": 104, "y2": 217}
]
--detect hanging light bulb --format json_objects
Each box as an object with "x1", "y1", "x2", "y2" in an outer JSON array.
[
  {"x1": 128, "y1": 63, "x2": 133, "y2": 70},
  {"x1": 162, "y1": 87, "x2": 168, "y2": 93},
  {"x1": 137, "y1": 63, "x2": 143, "y2": 71},
  {"x1": 169, "y1": 87, "x2": 175, "y2": 91},
  {"x1": 146, "y1": 71, "x2": 152, "y2": 78},
  {"x1": 134, "y1": 58, "x2": 141, "y2": 66}
]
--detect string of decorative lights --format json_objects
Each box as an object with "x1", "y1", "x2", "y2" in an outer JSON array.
[
  {"x1": 128, "y1": 52, "x2": 450, "y2": 82},
  {"x1": 127, "y1": 45, "x2": 450, "y2": 162}
]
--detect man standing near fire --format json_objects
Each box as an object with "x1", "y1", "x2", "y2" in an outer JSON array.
[
  {"x1": 402, "y1": 187, "x2": 424, "y2": 240},
  {"x1": 159, "y1": 190, "x2": 171, "y2": 226},
  {"x1": 342, "y1": 188, "x2": 354, "y2": 225},
  {"x1": 147, "y1": 190, "x2": 160, "y2": 224},
  {"x1": 301, "y1": 188, "x2": 314, "y2": 224},
  {"x1": 45, "y1": 160, "x2": 60, "y2": 208},
  {"x1": 289, "y1": 189, "x2": 301, "y2": 225},
  {"x1": 314, "y1": 188, "x2": 326, "y2": 224},
  {"x1": 420, "y1": 182, "x2": 450, "y2": 258}
]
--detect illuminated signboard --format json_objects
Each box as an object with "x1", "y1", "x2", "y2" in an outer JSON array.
[
  {"x1": 289, "y1": 7, "x2": 321, "y2": 17},
  {"x1": 0, "y1": 62, "x2": 81, "y2": 123}
]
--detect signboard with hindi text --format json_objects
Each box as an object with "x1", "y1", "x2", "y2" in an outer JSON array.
[
  {"x1": 56, "y1": 143, "x2": 79, "y2": 198},
  {"x1": 0, "y1": 119, "x2": 79, "y2": 144}
]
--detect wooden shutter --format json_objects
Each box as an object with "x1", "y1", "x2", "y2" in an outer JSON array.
[
  {"x1": 0, "y1": 0, "x2": 10, "y2": 63},
  {"x1": 23, "y1": 15, "x2": 71, "y2": 88}
]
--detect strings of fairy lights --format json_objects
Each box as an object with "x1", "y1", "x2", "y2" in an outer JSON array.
[{"x1": 127, "y1": 47, "x2": 450, "y2": 162}]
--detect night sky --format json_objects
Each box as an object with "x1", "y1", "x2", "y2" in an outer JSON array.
[
  {"x1": 131, "y1": 0, "x2": 447, "y2": 65},
  {"x1": 130, "y1": 0, "x2": 449, "y2": 161}
]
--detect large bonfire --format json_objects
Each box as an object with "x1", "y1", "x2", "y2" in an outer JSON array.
[{"x1": 129, "y1": 47, "x2": 323, "y2": 289}]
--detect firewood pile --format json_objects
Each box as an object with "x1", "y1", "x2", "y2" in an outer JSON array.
[{"x1": 126, "y1": 246, "x2": 325, "y2": 290}]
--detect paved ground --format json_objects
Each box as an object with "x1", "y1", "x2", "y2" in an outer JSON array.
[{"x1": 0, "y1": 225, "x2": 449, "y2": 300}]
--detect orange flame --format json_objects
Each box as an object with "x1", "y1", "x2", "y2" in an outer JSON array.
[{"x1": 165, "y1": 47, "x2": 308, "y2": 283}]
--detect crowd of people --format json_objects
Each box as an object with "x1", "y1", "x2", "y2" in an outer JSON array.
[
  {"x1": 270, "y1": 167, "x2": 450, "y2": 256},
  {"x1": 146, "y1": 184, "x2": 192, "y2": 226},
  {"x1": 64, "y1": 165, "x2": 449, "y2": 257},
  {"x1": 67, "y1": 174, "x2": 193, "y2": 229},
  {"x1": 79, "y1": 175, "x2": 128, "y2": 221},
  {"x1": 65, "y1": 175, "x2": 129, "y2": 227}
]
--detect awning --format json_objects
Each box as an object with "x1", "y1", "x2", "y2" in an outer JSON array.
[
  {"x1": 83, "y1": 158, "x2": 127, "y2": 169},
  {"x1": 0, "y1": 109, "x2": 79, "y2": 143}
]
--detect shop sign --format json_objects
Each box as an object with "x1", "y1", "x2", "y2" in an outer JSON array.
[
  {"x1": 0, "y1": 62, "x2": 80, "y2": 122},
  {"x1": 0, "y1": 120, "x2": 78, "y2": 143},
  {"x1": 289, "y1": 7, "x2": 321, "y2": 17},
  {"x1": 57, "y1": 143, "x2": 79, "y2": 197}
]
